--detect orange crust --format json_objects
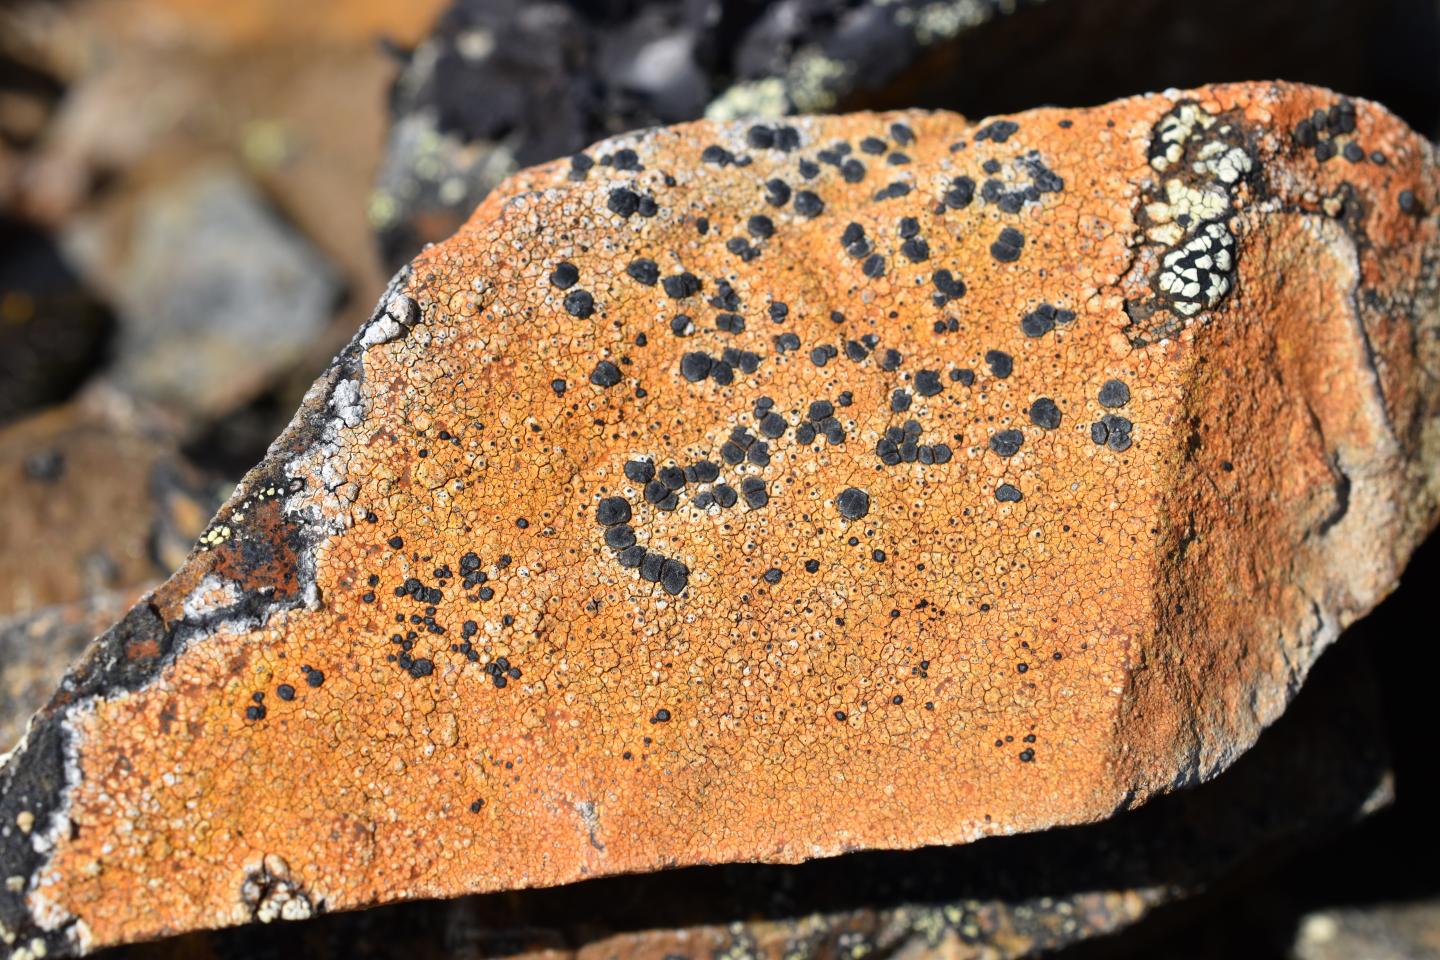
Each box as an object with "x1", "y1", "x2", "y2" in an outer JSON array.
[{"x1": 1, "y1": 82, "x2": 1436, "y2": 957}]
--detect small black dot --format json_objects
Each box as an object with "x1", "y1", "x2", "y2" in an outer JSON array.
[
  {"x1": 990, "y1": 227, "x2": 1025, "y2": 262},
  {"x1": 549, "y1": 262, "x2": 579, "y2": 289},
  {"x1": 626, "y1": 259, "x2": 660, "y2": 285},
  {"x1": 590, "y1": 361, "x2": 622, "y2": 388},
  {"x1": 989, "y1": 430, "x2": 1024, "y2": 458},
  {"x1": 794, "y1": 191, "x2": 825, "y2": 217},
  {"x1": 1029, "y1": 397, "x2": 1061, "y2": 430},
  {"x1": 607, "y1": 188, "x2": 640, "y2": 217},
  {"x1": 595, "y1": 497, "x2": 632, "y2": 525},
  {"x1": 836, "y1": 487, "x2": 870, "y2": 520}
]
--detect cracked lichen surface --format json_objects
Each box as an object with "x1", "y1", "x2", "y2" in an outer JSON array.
[{"x1": 1, "y1": 82, "x2": 1438, "y2": 956}]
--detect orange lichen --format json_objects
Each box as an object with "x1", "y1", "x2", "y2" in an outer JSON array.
[{"x1": 1, "y1": 83, "x2": 1437, "y2": 957}]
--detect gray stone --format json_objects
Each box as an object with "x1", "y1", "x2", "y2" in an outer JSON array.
[{"x1": 62, "y1": 167, "x2": 340, "y2": 418}]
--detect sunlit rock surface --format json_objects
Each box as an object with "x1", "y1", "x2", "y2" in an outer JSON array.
[{"x1": 1, "y1": 82, "x2": 1437, "y2": 957}]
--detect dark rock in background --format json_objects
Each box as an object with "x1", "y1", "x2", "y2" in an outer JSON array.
[{"x1": 372, "y1": 0, "x2": 1033, "y2": 265}]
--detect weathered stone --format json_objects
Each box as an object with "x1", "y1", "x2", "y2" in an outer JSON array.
[
  {"x1": 0, "y1": 591, "x2": 143, "y2": 753},
  {"x1": 60, "y1": 168, "x2": 342, "y2": 418},
  {"x1": 0, "y1": 400, "x2": 223, "y2": 619},
  {"x1": 1, "y1": 83, "x2": 1437, "y2": 956}
]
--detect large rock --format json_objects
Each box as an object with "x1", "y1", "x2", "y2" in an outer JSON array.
[{"x1": 0, "y1": 82, "x2": 1437, "y2": 956}]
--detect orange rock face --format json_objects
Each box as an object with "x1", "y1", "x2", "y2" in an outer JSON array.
[{"x1": 1, "y1": 82, "x2": 1437, "y2": 957}]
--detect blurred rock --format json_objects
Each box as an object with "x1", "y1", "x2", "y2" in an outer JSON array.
[
  {"x1": 3, "y1": 0, "x2": 450, "y2": 444},
  {"x1": 0, "y1": 589, "x2": 143, "y2": 753},
  {"x1": 371, "y1": 0, "x2": 726, "y2": 262},
  {"x1": 61, "y1": 167, "x2": 341, "y2": 418},
  {"x1": 0, "y1": 397, "x2": 223, "y2": 618},
  {"x1": 0, "y1": 217, "x2": 113, "y2": 424},
  {"x1": 1292, "y1": 901, "x2": 1440, "y2": 960}
]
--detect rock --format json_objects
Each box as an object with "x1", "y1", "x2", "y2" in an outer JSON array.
[
  {"x1": 372, "y1": 0, "x2": 1031, "y2": 267},
  {"x1": 1293, "y1": 900, "x2": 1440, "y2": 960},
  {"x1": 0, "y1": 83, "x2": 1436, "y2": 956},
  {"x1": 7, "y1": 0, "x2": 447, "y2": 285},
  {"x1": 0, "y1": 590, "x2": 144, "y2": 754},
  {"x1": 0, "y1": 399, "x2": 223, "y2": 619},
  {"x1": 60, "y1": 168, "x2": 341, "y2": 419}
]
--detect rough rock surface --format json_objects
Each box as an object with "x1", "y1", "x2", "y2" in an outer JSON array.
[
  {"x1": 1, "y1": 82, "x2": 1437, "y2": 957},
  {"x1": 79, "y1": 633, "x2": 1398, "y2": 960}
]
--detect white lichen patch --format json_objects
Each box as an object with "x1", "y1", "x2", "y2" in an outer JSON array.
[
  {"x1": 239, "y1": 856, "x2": 314, "y2": 924},
  {"x1": 1137, "y1": 101, "x2": 1254, "y2": 326},
  {"x1": 1158, "y1": 221, "x2": 1235, "y2": 316},
  {"x1": 1195, "y1": 137, "x2": 1254, "y2": 184},
  {"x1": 180, "y1": 575, "x2": 244, "y2": 621},
  {"x1": 1150, "y1": 102, "x2": 1213, "y2": 171},
  {"x1": 1144, "y1": 179, "x2": 1231, "y2": 245}
]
